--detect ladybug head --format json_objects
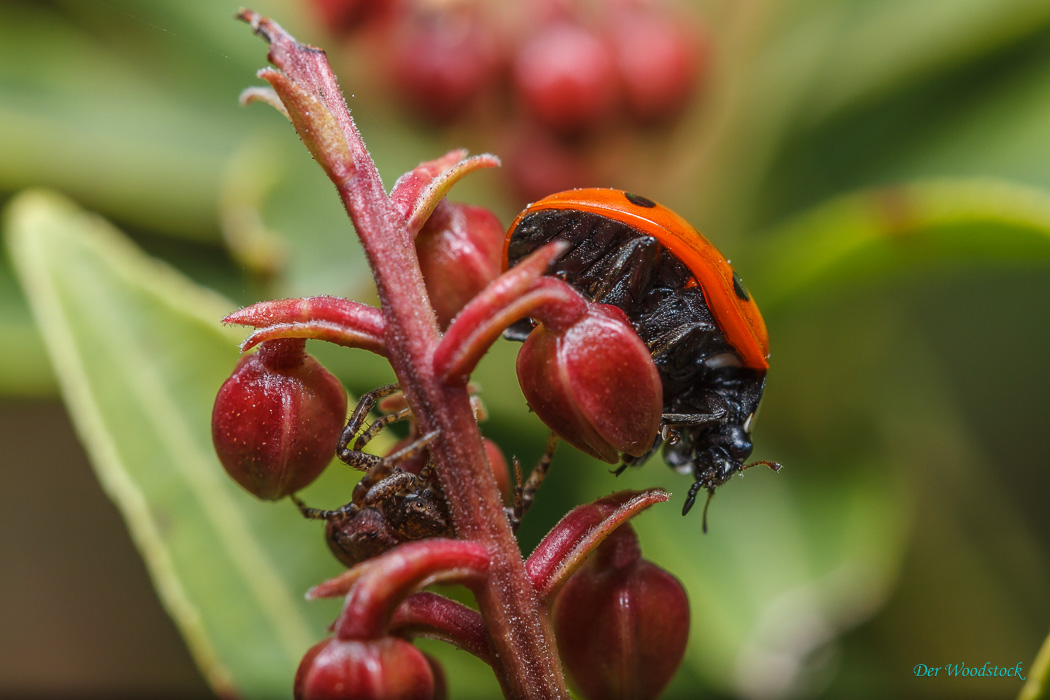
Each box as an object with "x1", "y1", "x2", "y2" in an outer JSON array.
[
  {"x1": 664, "y1": 416, "x2": 779, "y2": 530},
  {"x1": 667, "y1": 428, "x2": 750, "y2": 493}
]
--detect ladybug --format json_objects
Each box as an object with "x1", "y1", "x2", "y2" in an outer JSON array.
[{"x1": 504, "y1": 188, "x2": 778, "y2": 522}]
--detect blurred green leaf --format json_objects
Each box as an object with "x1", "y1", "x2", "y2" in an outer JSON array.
[
  {"x1": 647, "y1": 461, "x2": 910, "y2": 698},
  {"x1": 804, "y1": 0, "x2": 1050, "y2": 120},
  {"x1": 0, "y1": 263, "x2": 55, "y2": 394},
  {"x1": 1021, "y1": 630, "x2": 1050, "y2": 700},
  {"x1": 750, "y1": 179, "x2": 1050, "y2": 311},
  {"x1": 690, "y1": 1, "x2": 1050, "y2": 237},
  {"x1": 2, "y1": 190, "x2": 371, "y2": 698}
]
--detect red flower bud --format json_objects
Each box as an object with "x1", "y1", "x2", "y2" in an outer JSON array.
[
  {"x1": 294, "y1": 636, "x2": 435, "y2": 700},
  {"x1": 513, "y1": 23, "x2": 619, "y2": 135},
  {"x1": 212, "y1": 339, "x2": 347, "y2": 500},
  {"x1": 516, "y1": 303, "x2": 661, "y2": 463},
  {"x1": 504, "y1": 126, "x2": 598, "y2": 205},
  {"x1": 607, "y1": 10, "x2": 703, "y2": 125},
  {"x1": 311, "y1": 0, "x2": 395, "y2": 36},
  {"x1": 416, "y1": 201, "x2": 504, "y2": 328},
  {"x1": 553, "y1": 525, "x2": 689, "y2": 700},
  {"x1": 389, "y1": 9, "x2": 501, "y2": 123}
]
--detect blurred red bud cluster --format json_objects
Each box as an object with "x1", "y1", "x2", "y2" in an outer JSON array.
[{"x1": 310, "y1": 0, "x2": 707, "y2": 200}]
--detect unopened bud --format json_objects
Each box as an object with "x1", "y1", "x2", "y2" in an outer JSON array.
[
  {"x1": 553, "y1": 525, "x2": 689, "y2": 700},
  {"x1": 212, "y1": 339, "x2": 347, "y2": 500},
  {"x1": 516, "y1": 304, "x2": 661, "y2": 463}
]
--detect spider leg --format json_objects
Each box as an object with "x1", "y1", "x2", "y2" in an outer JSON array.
[
  {"x1": 520, "y1": 432, "x2": 558, "y2": 516},
  {"x1": 363, "y1": 470, "x2": 417, "y2": 506},
  {"x1": 336, "y1": 383, "x2": 400, "y2": 467},
  {"x1": 290, "y1": 493, "x2": 358, "y2": 521},
  {"x1": 352, "y1": 405, "x2": 413, "y2": 453},
  {"x1": 507, "y1": 432, "x2": 558, "y2": 531}
]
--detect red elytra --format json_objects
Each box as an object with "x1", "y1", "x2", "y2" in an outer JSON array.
[{"x1": 504, "y1": 188, "x2": 769, "y2": 370}]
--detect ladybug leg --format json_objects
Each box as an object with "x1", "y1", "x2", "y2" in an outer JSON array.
[
  {"x1": 648, "y1": 322, "x2": 710, "y2": 359},
  {"x1": 662, "y1": 410, "x2": 723, "y2": 426},
  {"x1": 662, "y1": 394, "x2": 728, "y2": 426},
  {"x1": 591, "y1": 236, "x2": 658, "y2": 303}
]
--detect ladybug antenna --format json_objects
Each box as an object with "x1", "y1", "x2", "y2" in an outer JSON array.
[
  {"x1": 742, "y1": 459, "x2": 783, "y2": 473},
  {"x1": 701, "y1": 489, "x2": 715, "y2": 534}
]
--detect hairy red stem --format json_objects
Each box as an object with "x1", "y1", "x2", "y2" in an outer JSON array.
[
  {"x1": 390, "y1": 592, "x2": 494, "y2": 666},
  {"x1": 238, "y1": 11, "x2": 568, "y2": 697},
  {"x1": 334, "y1": 539, "x2": 489, "y2": 640}
]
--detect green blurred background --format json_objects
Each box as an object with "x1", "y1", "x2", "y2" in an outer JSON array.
[{"x1": 1, "y1": 0, "x2": 1048, "y2": 698}]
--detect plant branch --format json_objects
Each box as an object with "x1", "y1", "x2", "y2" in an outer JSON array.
[
  {"x1": 225, "y1": 297, "x2": 386, "y2": 355},
  {"x1": 334, "y1": 539, "x2": 490, "y2": 640},
  {"x1": 238, "y1": 10, "x2": 569, "y2": 697},
  {"x1": 390, "y1": 592, "x2": 494, "y2": 666}
]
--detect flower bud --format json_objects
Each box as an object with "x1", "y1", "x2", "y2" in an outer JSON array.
[
  {"x1": 416, "y1": 202, "x2": 504, "y2": 328},
  {"x1": 388, "y1": 9, "x2": 501, "y2": 123},
  {"x1": 504, "y1": 126, "x2": 598, "y2": 204},
  {"x1": 311, "y1": 0, "x2": 395, "y2": 36},
  {"x1": 513, "y1": 22, "x2": 618, "y2": 135},
  {"x1": 294, "y1": 636, "x2": 435, "y2": 700},
  {"x1": 553, "y1": 525, "x2": 689, "y2": 700},
  {"x1": 516, "y1": 304, "x2": 661, "y2": 463},
  {"x1": 212, "y1": 339, "x2": 347, "y2": 500},
  {"x1": 607, "y1": 9, "x2": 703, "y2": 125}
]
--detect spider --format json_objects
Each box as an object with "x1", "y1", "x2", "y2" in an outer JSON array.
[{"x1": 291, "y1": 384, "x2": 556, "y2": 566}]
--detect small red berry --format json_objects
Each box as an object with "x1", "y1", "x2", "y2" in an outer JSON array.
[
  {"x1": 212, "y1": 339, "x2": 347, "y2": 500},
  {"x1": 513, "y1": 23, "x2": 619, "y2": 135},
  {"x1": 553, "y1": 525, "x2": 689, "y2": 700},
  {"x1": 294, "y1": 636, "x2": 435, "y2": 700},
  {"x1": 516, "y1": 303, "x2": 662, "y2": 463},
  {"x1": 311, "y1": 0, "x2": 396, "y2": 36},
  {"x1": 504, "y1": 127, "x2": 598, "y2": 204},
  {"x1": 607, "y1": 9, "x2": 703, "y2": 124},
  {"x1": 388, "y1": 9, "x2": 502, "y2": 123}
]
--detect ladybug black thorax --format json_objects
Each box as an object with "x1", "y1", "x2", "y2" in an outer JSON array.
[{"x1": 507, "y1": 207, "x2": 766, "y2": 491}]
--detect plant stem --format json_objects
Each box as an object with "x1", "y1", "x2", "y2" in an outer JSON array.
[
  {"x1": 238, "y1": 13, "x2": 568, "y2": 693},
  {"x1": 339, "y1": 163, "x2": 567, "y2": 697}
]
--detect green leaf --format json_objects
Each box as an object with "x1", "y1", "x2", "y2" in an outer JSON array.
[
  {"x1": 1021, "y1": 630, "x2": 1050, "y2": 700},
  {"x1": 803, "y1": 0, "x2": 1050, "y2": 120},
  {"x1": 3, "y1": 191, "x2": 364, "y2": 698},
  {"x1": 0, "y1": 262, "x2": 55, "y2": 395},
  {"x1": 750, "y1": 179, "x2": 1050, "y2": 311}
]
